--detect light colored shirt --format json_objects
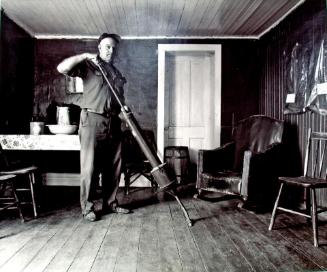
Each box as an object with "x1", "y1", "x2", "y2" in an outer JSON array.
[{"x1": 67, "y1": 59, "x2": 125, "y2": 116}]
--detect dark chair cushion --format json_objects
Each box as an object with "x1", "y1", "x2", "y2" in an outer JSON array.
[{"x1": 202, "y1": 171, "x2": 242, "y2": 195}]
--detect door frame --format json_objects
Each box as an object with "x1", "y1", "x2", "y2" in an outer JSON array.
[{"x1": 157, "y1": 44, "x2": 222, "y2": 159}]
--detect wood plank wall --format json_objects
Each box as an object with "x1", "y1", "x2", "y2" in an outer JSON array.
[{"x1": 258, "y1": 0, "x2": 327, "y2": 204}]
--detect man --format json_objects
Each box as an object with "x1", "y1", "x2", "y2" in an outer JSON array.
[{"x1": 57, "y1": 33, "x2": 130, "y2": 221}]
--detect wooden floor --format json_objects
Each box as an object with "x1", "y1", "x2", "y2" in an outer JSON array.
[{"x1": 1, "y1": 186, "x2": 327, "y2": 272}]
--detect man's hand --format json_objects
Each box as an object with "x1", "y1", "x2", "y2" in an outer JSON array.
[
  {"x1": 84, "y1": 53, "x2": 97, "y2": 63},
  {"x1": 57, "y1": 53, "x2": 97, "y2": 75}
]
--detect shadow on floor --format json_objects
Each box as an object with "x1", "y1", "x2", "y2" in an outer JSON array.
[{"x1": 35, "y1": 182, "x2": 198, "y2": 217}]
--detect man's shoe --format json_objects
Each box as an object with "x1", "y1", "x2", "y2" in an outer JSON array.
[
  {"x1": 83, "y1": 211, "x2": 97, "y2": 222},
  {"x1": 110, "y1": 206, "x2": 130, "y2": 214},
  {"x1": 103, "y1": 205, "x2": 130, "y2": 214}
]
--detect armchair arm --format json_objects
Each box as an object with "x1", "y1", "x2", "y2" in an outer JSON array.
[
  {"x1": 240, "y1": 150, "x2": 251, "y2": 197},
  {"x1": 240, "y1": 142, "x2": 284, "y2": 198},
  {"x1": 198, "y1": 142, "x2": 235, "y2": 174}
]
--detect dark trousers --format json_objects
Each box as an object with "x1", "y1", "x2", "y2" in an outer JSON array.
[{"x1": 79, "y1": 110, "x2": 122, "y2": 215}]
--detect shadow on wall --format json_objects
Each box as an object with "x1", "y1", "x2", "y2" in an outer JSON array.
[
  {"x1": 279, "y1": 121, "x2": 304, "y2": 208},
  {"x1": 281, "y1": 122, "x2": 303, "y2": 177}
]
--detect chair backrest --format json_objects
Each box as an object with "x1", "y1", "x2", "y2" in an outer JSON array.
[
  {"x1": 304, "y1": 128, "x2": 327, "y2": 179},
  {"x1": 232, "y1": 115, "x2": 284, "y2": 171},
  {"x1": 122, "y1": 129, "x2": 156, "y2": 165}
]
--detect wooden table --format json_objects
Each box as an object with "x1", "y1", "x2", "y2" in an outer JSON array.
[
  {"x1": 0, "y1": 134, "x2": 80, "y2": 185},
  {"x1": 0, "y1": 134, "x2": 80, "y2": 151},
  {"x1": 0, "y1": 134, "x2": 149, "y2": 187}
]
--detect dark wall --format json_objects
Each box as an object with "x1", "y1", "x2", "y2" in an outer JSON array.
[
  {"x1": 258, "y1": 0, "x2": 327, "y2": 159},
  {"x1": 0, "y1": 9, "x2": 259, "y2": 144},
  {"x1": 220, "y1": 40, "x2": 259, "y2": 138},
  {"x1": 35, "y1": 38, "x2": 259, "y2": 143},
  {"x1": 258, "y1": 0, "x2": 327, "y2": 204},
  {"x1": 0, "y1": 11, "x2": 35, "y2": 133},
  {"x1": 259, "y1": 0, "x2": 326, "y2": 119}
]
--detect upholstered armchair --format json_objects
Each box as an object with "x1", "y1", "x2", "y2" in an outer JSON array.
[{"x1": 196, "y1": 115, "x2": 284, "y2": 208}]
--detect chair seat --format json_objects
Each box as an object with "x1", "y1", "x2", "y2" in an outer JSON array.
[
  {"x1": 0, "y1": 174, "x2": 24, "y2": 221},
  {"x1": 0, "y1": 166, "x2": 39, "y2": 219},
  {"x1": 202, "y1": 171, "x2": 241, "y2": 194},
  {"x1": 125, "y1": 161, "x2": 152, "y2": 173},
  {"x1": 279, "y1": 176, "x2": 327, "y2": 188},
  {"x1": 0, "y1": 165, "x2": 38, "y2": 175},
  {"x1": 0, "y1": 174, "x2": 16, "y2": 181}
]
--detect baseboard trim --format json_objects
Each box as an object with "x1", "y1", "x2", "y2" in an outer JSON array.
[{"x1": 43, "y1": 172, "x2": 152, "y2": 187}]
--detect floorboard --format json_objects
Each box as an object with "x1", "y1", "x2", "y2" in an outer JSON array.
[
  {"x1": 113, "y1": 208, "x2": 144, "y2": 272},
  {"x1": 241, "y1": 208, "x2": 323, "y2": 271},
  {"x1": 43, "y1": 217, "x2": 95, "y2": 272},
  {"x1": 1, "y1": 186, "x2": 327, "y2": 272},
  {"x1": 255, "y1": 211, "x2": 327, "y2": 270},
  {"x1": 195, "y1": 199, "x2": 272, "y2": 272},
  {"x1": 187, "y1": 199, "x2": 234, "y2": 271},
  {"x1": 193, "y1": 199, "x2": 256, "y2": 272},
  {"x1": 136, "y1": 204, "x2": 160, "y2": 272},
  {"x1": 24, "y1": 208, "x2": 82, "y2": 272},
  {"x1": 68, "y1": 214, "x2": 114, "y2": 272},
  {"x1": 157, "y1": 201, "x2": 183, "y2": 272},
  {"x1": 90, "y1": 211, "x2": 130, "y2": 272},
  {"x1": 169, "y1": 200, "x2": 207, "y2": 272}
]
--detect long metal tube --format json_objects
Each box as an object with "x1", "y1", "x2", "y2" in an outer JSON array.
[
  {"x1": 95, "y1": 61, "x2": 192, "y2": 226},
  {"x1": 95, "y1": 61, "x2": 175, "y2": 189}
]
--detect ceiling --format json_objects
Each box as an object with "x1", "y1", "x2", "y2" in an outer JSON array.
[{"x1": 1, "y1": 0, "x2": 305, "y2": 40}]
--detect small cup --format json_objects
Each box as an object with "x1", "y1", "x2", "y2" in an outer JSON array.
[{"x1": 30, "y1": 122, "x2": 45, "y2": 135}]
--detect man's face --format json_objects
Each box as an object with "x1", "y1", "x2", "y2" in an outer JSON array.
[{"x1": 98, "y1": 37, "x2": 117, "y2": 63}]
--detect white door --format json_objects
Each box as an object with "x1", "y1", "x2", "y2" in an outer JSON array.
[
  {"x1": 165, "y1": 52, "x2": 213, "y2": 162},
  {"x1": 158, "y1": 44, "x2": 221, "y2": 164}
]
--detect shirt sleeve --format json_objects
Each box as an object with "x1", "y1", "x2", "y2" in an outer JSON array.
[{"x1": 66, "y1": 60, "x2": 87, "y2": 78}]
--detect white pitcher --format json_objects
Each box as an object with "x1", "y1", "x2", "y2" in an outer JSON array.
[{"x1": 57, "y1": 106, "x2": 70, "y2": 125}]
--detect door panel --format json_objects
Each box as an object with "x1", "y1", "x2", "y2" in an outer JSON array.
[{"x1": 165, "y1": 52, "x2": 213, "y2": 163}]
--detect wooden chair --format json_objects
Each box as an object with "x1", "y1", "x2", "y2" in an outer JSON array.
[
  {"x1": 0, "y1": 174, "x2": 26, "y2": 221},
  {"x1": 0, "y1": 143, "x2": 39, "y2": 219},
  {"x1": 269, "y1": 128, "x2": 327, "y2": 247},
  {"x1": 122, "y1": 129, "x2": 157, "y2": 195}
]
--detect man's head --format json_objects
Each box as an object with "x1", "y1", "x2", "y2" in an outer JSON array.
[{"x1": 97, "y1": 33, "x2": 121, "y2": 63}]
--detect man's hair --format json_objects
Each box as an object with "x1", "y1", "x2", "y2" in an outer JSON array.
[{"x1": 97, "y1": 33, "x2": 121, "y2": 45}]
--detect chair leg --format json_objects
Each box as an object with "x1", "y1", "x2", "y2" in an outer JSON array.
[
  {"x1": 10, "y1": 180, "x2": 25, "y2": 222},
  {"x1": 310, "y1": 188, "x2": 319, "y2": 247},
  {"x1": 28, "y1": 172, "x2": 37, "y2": 218},
  {"x1": 193, "y1": 189, "x2": 203, "y2": 199},
  {"x1": 124, "y1": 171, "x2": 130, "y2": 195},
  {"x1": 148, "y1": 176, "x2": 156, "y2": 192},
  {"x1": 269, "y1": 183, "x2": 284, "y2": 231},
  {"x1": 305, "y1": 187, "x2": 312, "y2": 225}
]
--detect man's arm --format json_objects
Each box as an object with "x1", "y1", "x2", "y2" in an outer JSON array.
[{"x1": 57, "y1": 53, "x2": 97, "y2": 75}]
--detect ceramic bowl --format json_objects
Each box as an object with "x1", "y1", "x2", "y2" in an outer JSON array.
[{"x1": 47, "y1": 124, "x2": 78, "y2": 135}]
